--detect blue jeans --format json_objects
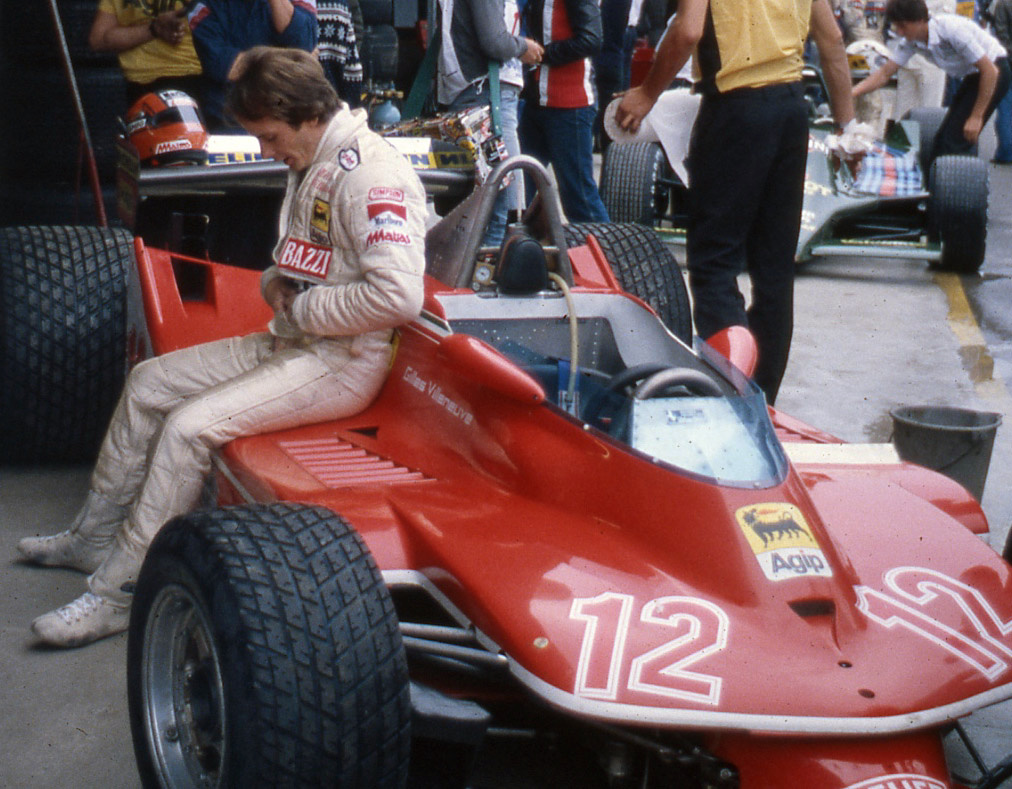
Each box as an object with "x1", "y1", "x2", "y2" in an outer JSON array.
[
  {"x1": 519, "y1": 103, "x2": 610, "y2": 223},
  {"x1": 448, "y1": 81, "x2": 521, "y2": 247},
  {"x1": 996, "y1": 85, "x2": 1012, "y2": 162}
]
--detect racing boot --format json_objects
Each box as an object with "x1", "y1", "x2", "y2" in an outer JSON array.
[
  {"x1": 30, "y1": 535, "x2": 140, "y2": 648},
  {"x1": 30, "y1": 592, "x2": 130, "y2": 649},
  {"x1": 16, "y1": 491, "x2": 126, "y2": 574}
]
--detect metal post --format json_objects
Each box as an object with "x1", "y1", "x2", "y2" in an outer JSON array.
[{"x1": 45, "y1": 0, "x2": 108, "y2": 226}]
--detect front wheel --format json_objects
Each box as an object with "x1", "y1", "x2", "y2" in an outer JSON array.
[
  {"x1": 127, "y1": 504, "x2": 411, "y2": 788},
  {"x1": 928, "y1": 155, "x2": 988, "y2": 273}
]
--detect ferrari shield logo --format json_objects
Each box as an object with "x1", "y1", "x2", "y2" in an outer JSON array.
[
  {"x1": 735, "y1": 503, "x2": 833, "y2": 582},
  {"x1": 311, "y1": 198, "x2": 331, "y2": 239}
]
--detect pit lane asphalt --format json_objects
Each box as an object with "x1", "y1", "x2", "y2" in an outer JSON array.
[{"x1": 2, "y1": 149, "x2": 1012, "y2": 787}]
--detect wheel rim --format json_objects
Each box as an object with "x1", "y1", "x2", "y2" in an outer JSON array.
[{"x1": 142, "y1": 583, "x2": 227, "y2": 788}]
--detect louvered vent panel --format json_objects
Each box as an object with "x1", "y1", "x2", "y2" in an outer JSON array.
[{"x1": 279, "y1": 438, "x2": 429, "y2": 487}]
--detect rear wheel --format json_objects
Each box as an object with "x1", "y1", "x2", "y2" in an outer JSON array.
[
  {"x1": 902, "y1": 107, "x2": 947, "y2": 174},
  {"x1": 599, "y1": 142, "x2": 672, "y2": 226},
  {"x1": 564, "y1": 222, "x2": 692, "y2": 343},
  {"x1": 128, "y1": 503, "x2": 411, "y2": 788},
  {"x1": 928, "y1": 155, "x2": 988, "y2": 273},
  {"x1": 0, "y1": 225, "x2": 132, "y2": 463}
]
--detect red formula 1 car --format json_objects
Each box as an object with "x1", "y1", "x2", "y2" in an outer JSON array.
[{"x1": 5, "y1": 158, "x2": 1012, "y2": 788}]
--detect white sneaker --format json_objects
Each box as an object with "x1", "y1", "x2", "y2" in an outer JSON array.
[
  {"x1": 17, "y1": 531, "x2": 110, "y2": 574},
  {"x1": 31, "y1": 592, "x2": 130, "y2": 648}
]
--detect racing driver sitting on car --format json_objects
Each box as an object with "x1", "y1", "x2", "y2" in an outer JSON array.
[{"x1": 17, "y1": 46, "x2": 428, "y2": 648}]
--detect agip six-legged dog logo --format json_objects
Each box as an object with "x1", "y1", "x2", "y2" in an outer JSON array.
[{"x1": 735, "y1": 503, "x2": 833, "y2": 582}]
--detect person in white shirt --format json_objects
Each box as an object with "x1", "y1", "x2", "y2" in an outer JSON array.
[
  {"x1": 854, "y1": 0, "x2": 1010, "y2": 162},
  {"x1": 892, "y1": 0, "x2": 955, "y2": 119}
]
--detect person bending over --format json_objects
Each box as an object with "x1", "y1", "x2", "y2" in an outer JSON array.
[
  {"x1": 18, "y1": 46, "x2": 427, "y2": 648},
  {"x1": 853, "y1": 0, "x2": 1010, "y2": 163}
]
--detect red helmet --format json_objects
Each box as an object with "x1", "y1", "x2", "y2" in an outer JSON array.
[{"x1": 124, "y1": 90, "x2": 208, "y2": 166}]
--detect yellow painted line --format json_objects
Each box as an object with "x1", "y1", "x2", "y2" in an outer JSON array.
[{"x1": 934, "y1": 272, "x2": 1012, "y2": 405}]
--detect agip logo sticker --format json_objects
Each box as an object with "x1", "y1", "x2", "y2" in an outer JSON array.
[{"x1": 735, "y1": 503, "x2": 832, "y2": 582}]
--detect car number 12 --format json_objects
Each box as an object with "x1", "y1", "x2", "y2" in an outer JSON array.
[{"x1": 569, "y1": 593, "x2": 729, "y2": 706}]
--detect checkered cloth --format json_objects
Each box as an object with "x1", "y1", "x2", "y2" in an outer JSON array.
[{"x1": 851, "y1": 143, "x2": 924, "y2": 196}]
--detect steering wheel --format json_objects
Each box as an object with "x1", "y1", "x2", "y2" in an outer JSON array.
[
  {"x1": 633, "y1": 367, "x2": 724, "y2": 399},
  {"x1": 582, "y1": 363, "x2": 722, "y2": 427}
]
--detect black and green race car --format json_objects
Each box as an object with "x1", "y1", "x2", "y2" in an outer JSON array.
[{"x1": 600, "y1": 82, "x2": 989, "y2": 273}]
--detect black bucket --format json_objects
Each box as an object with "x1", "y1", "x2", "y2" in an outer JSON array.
[{"x1": 890, "y1": 405, "x2": 1002, "y2": 501}]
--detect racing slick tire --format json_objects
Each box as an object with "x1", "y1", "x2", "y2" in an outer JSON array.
[
  {"x1": 928, "y1": 155, "x2": 988, "y2": 273},
  {"x1": 902, "y1": 107, "x2": 978, "y2": 174},
  {"x1": 599, "y1": 141, "x2": 672, "y2": 226},
  {"x1": 128, "y1": 503, "x2": 412, "y2": 789},
  {"x1": 564, "y1": 222, "x2": 692, "y2": 344},
  {"x1": 0, "y1": 225, "x2": 132, "y2": 464},
  {"x1": 903, "y1": 107, "x2": 946, "y2": 175}
]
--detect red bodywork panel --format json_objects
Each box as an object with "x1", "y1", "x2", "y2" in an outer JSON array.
[
  {"x1": 132, "y1": 242, "x2": 1006, "y2": 788},
  {"x1": 133, "y1": 240, "x2": 272, "y2": 354}
]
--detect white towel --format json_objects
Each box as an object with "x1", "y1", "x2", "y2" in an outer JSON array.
[{"x1": 603, "y1": 89, "x2": 701, "y2": 185}]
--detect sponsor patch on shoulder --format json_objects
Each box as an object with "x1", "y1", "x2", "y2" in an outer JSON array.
[
  {"x1": 368, "y1": 186, "x2": 404, "y2": 202},
  {"x1": 365, "y1": 189, "x2": 411, "y2": 248},
  {"x1": 338, "y1": 147, "x2": 360, "y2": 170}
]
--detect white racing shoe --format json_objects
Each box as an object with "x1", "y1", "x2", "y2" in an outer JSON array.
[
  {"x1": 17, "y1": 492, "x2": 126, "y2": 574},
  {"x1": 31, "y1": 592, "x2": 130, "y2": 648}
]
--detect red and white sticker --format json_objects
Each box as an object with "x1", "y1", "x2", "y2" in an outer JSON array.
[
  {"x1": 154, "y1": 139, "x2": 193, "y2": 154},
  {"x1": 278, "y1": 237, "x2": 330, "y2": 279},
  {"x1": 842, "y1": 775, "x2": 947, "y2": 789}
]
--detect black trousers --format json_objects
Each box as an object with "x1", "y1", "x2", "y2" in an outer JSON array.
[
  {"x1": 931, "y1": 57, "x2": 1012, "y2": 162},
  {"x1": 686, "y1": 81, "x2": 809, "y2": 405}
]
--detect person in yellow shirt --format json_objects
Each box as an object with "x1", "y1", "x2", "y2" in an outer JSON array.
[
  {"x1": 89, "y1": 0, "x2": 204, "y2": 105},
  {"x1": 615, "y1": 0, "x2": 854, "y2": 405}
]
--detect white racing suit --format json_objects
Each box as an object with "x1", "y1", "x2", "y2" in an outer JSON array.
[
  {"x1": 834, "y1": 0, "x2": 891, "y2": 133},
  {"x1": 87, "y1": 107, "x2": 427, "y2": 601}
]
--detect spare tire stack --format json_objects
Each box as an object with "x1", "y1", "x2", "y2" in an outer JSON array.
[{"x1": 0, "y1": 0, "x2": 126, "y2": 227}]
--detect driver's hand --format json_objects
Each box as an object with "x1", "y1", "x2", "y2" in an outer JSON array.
[{"x1": 264, "y1": 277, "x2": 300, "y2": 318}]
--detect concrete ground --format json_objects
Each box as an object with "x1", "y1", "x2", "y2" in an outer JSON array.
[{"x1": 3, "y1": 157, "x2": 1012, "y2": 788}]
